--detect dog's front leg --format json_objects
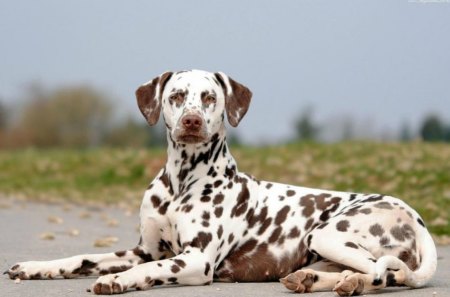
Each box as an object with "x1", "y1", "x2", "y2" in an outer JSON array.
[
  {"x1": 90, "y1": 247, "x2": 214, "y2": 294},
  {"x1": 4, "y1": 245, "x2": 158, "y2": 280}
]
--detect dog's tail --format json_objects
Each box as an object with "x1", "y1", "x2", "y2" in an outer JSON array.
[{"x1": 374, "y1": 217, "x2": 437, "y2": 288}]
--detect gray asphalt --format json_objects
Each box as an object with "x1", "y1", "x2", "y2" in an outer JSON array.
[{"x1": 1, "y1": 200, "x2": 449, "y2": 297}]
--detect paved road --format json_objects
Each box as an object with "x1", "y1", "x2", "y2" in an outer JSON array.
[{"x1": 1, "y1": 200, "x2": 448, "y2": 297}]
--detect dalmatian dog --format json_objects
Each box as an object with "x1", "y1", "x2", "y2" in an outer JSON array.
[{"x1": 5, "y1": 70, "x2": 437, "y2": 296}]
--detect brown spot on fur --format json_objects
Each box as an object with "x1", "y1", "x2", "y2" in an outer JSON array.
[
  {"x1": 314, "y1": 193, "x2": 333, "y2": 210},
  {"x1": 399, "y1": 249, "x2": 418, "y2": 270},
  {"x1": 390, "y1": 224, "x2": 415, "y2": 242},
  {"x1": 174, "y1": 259, "x2": 186, "y2": 268},
  {"x1": 200, "y1": 196, "x2": 211, "y2": 202},
  {"x1": 275, "y1": 206, "x2": 290, "y2": 225},
  {"x1": 288, "y1": 227, "x2": 301, "y2": 238},
  {"x1": 305, "y1": 218, "x2": 314, "y2": 230},
  {"x1": 132, "y1": 247, "x2": 154, "y2": 262},
  {"x1": 317, "y1": 222, "x2": 329, "y2": 229},
  {"x1": 380, "y1": 236, "x2": 390, "y2": 246},
  {"x1": 217, "y1": 225, "x2": 223, "y2": 239},
  {"x1": 160, "y1": 172, "x2": 173, "y2": 195},
  {"x1": 167, "y1": 277, "x2": 177, "y2": 284},
  {"x1": 359, "y1": 208, "x2": 372, "y2": 214},
  {"x1": 158, "y1": 201, "x2": 170, "y2": 215},
  {"x1": 345, "y1": 205, "x2": 362, "y2": 216},
  {"x1": 286, "y1": 190, "x2": 295, "y2": 197},
  {"x1": 231, "y1": 182, "x2": 250, "y2": 217},
  {"x1": 258, "y1": 218, "x2": 272, "y2": 235},
  {"x1": 345, "y1": 242, "x2": 359, "y2": 249},
  {"x1": 115, "y1": 251, "x2": 126, "y2": 257},
  {"x1": 374, "y1": 202, "x2": 393, "y2": 209},
  {"x1": 336, "y1": 220, "x2": 350, "y2": 232},
  {"x1": 247, "y1": 206, "x2": 268, "y2": 228},
  {"x1": 213, "y1": 193, "x2": 224, "y2": 205},
  {"x1": 299, "y1": 195, "x2": 315, "y2": 217},
  {"x1": 417, "y1": 218, "x2": 425, "y2": 228},
  {"x1": 171, "y1": 265, "x2": 180, "y2": 273},
  {"x1": 72, "y1": 260, "x2": 97, "y2": 275},
  {"x1": 268, "y1": 227, "x2": 282, "y2": 243},
  {"x1": 235, "y1": 239, "x2": 258, "y2": 255},
  {"x1": 188, "y1": 232, "x2": 213, "y2": 252},
  {"x1": 202, "y1": 211, "x2": 210, "y2": 221},
  {"x1": 181, "y1": 204, "x2": 193, "y2": 213},
  {"x1": 151, "y1": 195, "x2": 161, "y2": 208},
  {"x1": 369, "y1": 223, "x2": 385, "y2": 237},
  {"x1": 106, "y1": 265, "x2": 132, "y2": 274},
  {"x1": 204, "y1": 263, "x2": 211, "y2": 276},
  {"x1": 214, "y1": 207, "x2": 223, "y2": 218}
]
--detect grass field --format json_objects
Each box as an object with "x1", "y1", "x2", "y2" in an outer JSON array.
[{"x1": 0, "y1": 142, "x2": 449, "y2": 235}]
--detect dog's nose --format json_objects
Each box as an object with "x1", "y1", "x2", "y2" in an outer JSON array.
[{"x1": 182, "y1": 114, "x2": 202, "y2": 130}]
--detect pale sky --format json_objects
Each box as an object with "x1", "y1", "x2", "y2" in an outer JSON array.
[{"x1": 1, "y1": 0, "x2": 449, "y2": 143}]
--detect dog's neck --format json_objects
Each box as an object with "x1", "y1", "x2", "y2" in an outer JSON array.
[{"x1": 164, "y1": 124, "x2": 237, "y2": 195}]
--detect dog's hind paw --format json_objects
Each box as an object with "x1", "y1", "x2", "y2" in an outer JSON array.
[
  {"x1": 333, "y1": 274, "x2": 364, "y2": 296},
  {"x1": 280, "y1": 269, "x2": 316, "y2": 293}
]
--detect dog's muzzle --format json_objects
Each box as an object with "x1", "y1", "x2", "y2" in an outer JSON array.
[{"x1": 174, "y1": 113, "x2": 208, "y2": 144}]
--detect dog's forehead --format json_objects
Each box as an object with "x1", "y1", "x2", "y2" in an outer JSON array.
[{"x1": 169, "y1": 70, "x2": 220, "y2": 92}]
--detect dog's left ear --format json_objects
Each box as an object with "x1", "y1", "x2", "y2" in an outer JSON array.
[
  {"x1": 136, "y1": 71, "x2": 173, "y2": 126},
  {"x1": 214, "y1": 72, "x2": 252, "y2": 127}
]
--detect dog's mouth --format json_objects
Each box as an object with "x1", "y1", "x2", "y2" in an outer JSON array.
[{"x1": 176, "y1": 134, "x2": 208, "y2": 144}]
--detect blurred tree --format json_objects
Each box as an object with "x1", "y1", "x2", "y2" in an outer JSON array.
[
  {"x1": 420, "y1": 115, "x2": 445, "y2": 142},
  {"x1": 227, "y1": 132, "x2": 242, "y2": 147},
  {"x1": 148, "y1": 121, "x2": 167, "y2": 147},
  {"x1": 15, "y1": 86, "x2": 112, "y2": 148},
  {"x1": 341, "y1": 117, "x2": 354, "y2": 141},
  {"x1": 399, "y1": 122, "x2": 413, "y2": 142},
  {"x1": 0, "y1": 100, "x2": 7, "y2": 148},
  {"x1": 445, "y1": 126, "x2": 450, "y2": 142},
  {"x1": 0, "y1": 100, "x2": 7, "y2": 130},
  {"x1": 105, "y1": 117, "x2": 150, "y2": 147},
  {"x1": 295, "y1": 106, "x2": 320, "y2": 141}
]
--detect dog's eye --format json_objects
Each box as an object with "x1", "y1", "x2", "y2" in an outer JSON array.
[
  {"x1": 169, "y1": 93, "x2": 184, "y2": 105},
  {"x1": 203, "y1": 95, "x2": 216, "y2": 106}
]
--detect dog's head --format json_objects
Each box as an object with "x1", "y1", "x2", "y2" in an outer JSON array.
[{"x1": 136, "y1": 70, "x2": 252, "y2": 144}]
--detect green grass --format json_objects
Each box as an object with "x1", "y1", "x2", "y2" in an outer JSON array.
[{"x1": 0, "y1": 142, "x2": 449, "y2": 235}]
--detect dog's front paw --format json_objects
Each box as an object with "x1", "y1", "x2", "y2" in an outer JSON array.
[
  {"x1": 4, "y1": 262, "x2": 43, "y2": 280},
  {"x1": 91, "y1": 274, "x2": 127, "y2": 295}
]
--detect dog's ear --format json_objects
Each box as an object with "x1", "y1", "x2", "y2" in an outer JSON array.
[
  {"x1": 214, "y1": 72, "x2": 252, "y2": 127},
  {"x1": 136, "y1": 71, "x2": 173, "y2": 126}
]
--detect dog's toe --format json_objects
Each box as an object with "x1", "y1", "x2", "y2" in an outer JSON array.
[{"x1": 92, "y1": 275, "x2": 126, "y2": 295}]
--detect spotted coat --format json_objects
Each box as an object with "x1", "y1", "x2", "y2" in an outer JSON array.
[{"x1": 5, "y1": 70, "x2": 437, "y2": 296}]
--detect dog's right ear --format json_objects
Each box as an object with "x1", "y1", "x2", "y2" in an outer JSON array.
[{"x1": 136, "y1": 71, "x2": 173, "y2": 126}]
